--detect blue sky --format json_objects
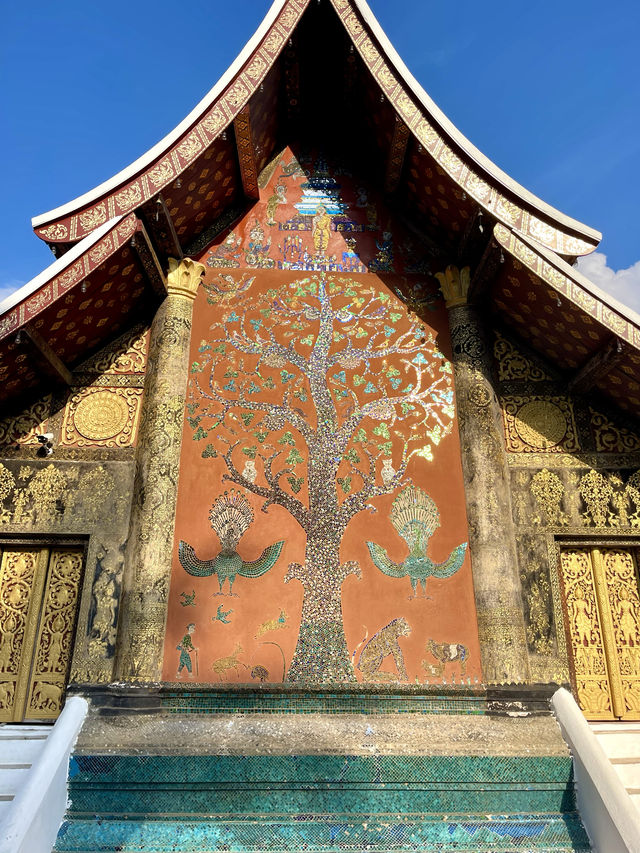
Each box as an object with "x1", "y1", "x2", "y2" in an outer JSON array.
[{"x1": 2, "y1": 0, "x2": 639, "y2": 308}]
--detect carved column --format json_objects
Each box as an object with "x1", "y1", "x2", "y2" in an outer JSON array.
[
  {"x1": 115, "y1": 257, "x2": 205, "y2": 681},
  {"x1": 436, "y1": 265, "x2": 531, "y2": 684}
]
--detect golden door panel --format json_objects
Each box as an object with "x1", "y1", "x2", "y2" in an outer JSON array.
[
  {"x1": 560, "y1": 546, "x2": 640, "y2": 720},
  {"x1": 0, "y1": 546, "x2": 83, "y2": 722},
  {"x1": 559, "y1": 549, "x2": 615, "y2": 719},
  {"x1": 601, "y1": 549, "x2": 640, "y2": 719}
]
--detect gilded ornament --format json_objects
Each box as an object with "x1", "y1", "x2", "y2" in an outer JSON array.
[
  {"x1": 27, "y1": 465, "x2": 69, "y2": 524},
  {"x1": 73, "y1": 391, "x2": 129, "y2": 440},
  {"x1": 493, "y1": 332, "x2": 550, "y2": 382},
  {"x1": 79, "y1": 203, "x2": 107, "y2": 232},
  {"x1": 502, "y1": 396, "x2": 578, "y2": 453},
  {"x1": 530, "y1": 468, "x2": 568, "y2": 526},
  {"x1": 579, "y1": 469, "x2": 613, "y2": 526},
  {"x1": 590, "y1": 408, "x2": 640, "y2": 453}
]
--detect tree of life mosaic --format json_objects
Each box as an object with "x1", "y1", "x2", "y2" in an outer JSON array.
[
  {"x1": 163, "y1": 152, "x2": 481, "y2": 686},
  {"x1": 179, "y1": 273, "x2": 460, "y2": 681}
]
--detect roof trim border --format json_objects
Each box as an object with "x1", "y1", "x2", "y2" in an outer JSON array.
[
  {"x1": 31, "y1": 0, "x2": 600, "y2": 258},
  {"x1": 31, "y1": 0, "x2": 291, "y2": 229},
  {"x1": 0, "y1": 214, "x2": 140, "y2": 343},
  {"x1": 494, "y1": 223, "x2": 640, "y2": 351},
  {"x1": 350, "y1": 0, "x2": 601, "y2": 248}
]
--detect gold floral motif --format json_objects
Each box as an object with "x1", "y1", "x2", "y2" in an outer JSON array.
[
  {"x1": 502, "y1": 397, "x2": 578, "y2": 453},
  {"x1": 88, "y1": 239, "x2": 112, "y2": 265},
  {"x1": 590, "y1": 408, "x2": 640, "y2": 453},
  {"x1": 79, "y1": 203, "x2": 107, "y2": 232},
  {"x1": 177, "y1": 133, "x2": 203, "y2": 163},
  {"x1": 149, "y1": 160, "x2": 174, "y2": 187},
  {"x1": 202, "y1": 108, "x2": 226, "y2": 137},
  {"x1": 531, "y1": 469, "x2": 568, "y2": 526},
  {"x1": 75, "y1": 325, "x2": 149, "y2": 375},
  {"x1": 56, "y1": 261, "x2": 84, "y2": 292},
  {"x1": 465, "y1": 172, "x2": 491, "y2": 201},
  {"x1": 27, "y1": 466, "x2": 69, "y2": 524},
  {"x1": 579, "y1": 469, "x2": 613, "y2": 526},
  {"x1": 359, "y1": 36, "x2": 379, "y2": 64},
  {"x1": 224, "y1": 81, "x2": 250, "y2": 110},
  {"x1": 528, "y1": 217, "x2": 555, "y2": 245},
  {"x1": 0, "y1": 550, "x2": 43, "y2": 721},
  {"x1": 39, "y1": 223, "x2": 68, "y2": 241},
  {"x1": 115, "y1": 183, "x2": 142, "y2": 210},
  {"x1": 62, "y1": 387, "x2": 142, "y2": 447},
  {"x1": 263, "y1": 30, "x2": 284, "y2": 54},
  {"x1": 572, "y1": 286, "x2": 597, "y2": 314},
  {"x1": 495, "y1": 197, "x2": 520, "y2": 225},
  {"x1": 26, "y1": 286, "x2": 52, "y2": 315},
  {"x1": 0, "y1": 397, "x2": 51, "y2": 448},
  {"x1": 439, "y1": 147, "x2": 462, "y2": 175},
  {"x1": 494, "y1": 332, "x2": 550, "y2": 382},
  {"x1": 245, "y1": 54, "x2": 267, "y2": 80},
  {"x1": 344, "y1": 12, "x2": 363, "y2": 38},
  {"x1": 602, "y1": 309, "x2": 627, "y2": 337},
  {"x1": 279, "y1": 5, "x2": 298, "y2": 28},
  {"x1": 521, "y1": 561, "x2": 553, "y2": 655},
  {"x1": 376, "y1": 66, "x2": 397, "y2": 91}
]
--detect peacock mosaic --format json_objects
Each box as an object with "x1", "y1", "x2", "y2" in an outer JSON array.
[{"x1": 163, "y1": 151, "x2": 481, "y2": 685}]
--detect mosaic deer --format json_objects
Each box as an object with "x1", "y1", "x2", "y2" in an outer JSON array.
[{"x1": 210, "y1": 643, "x2": 246, "y2": 680}]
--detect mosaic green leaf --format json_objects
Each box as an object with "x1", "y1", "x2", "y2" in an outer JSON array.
[
  {"x1": 287, "y1": 475, "x2": 304, "y2": 494},
  {"x1": 286, "y1": 448, "x2": 305, "y2": 466},
  {"x1": 242, "y1": 445, "x2": 257, "y2": 459},
  {"x1": 278, "y1": 431, "x2": 296, "y2": 446}
]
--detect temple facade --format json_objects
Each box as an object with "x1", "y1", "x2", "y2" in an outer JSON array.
[{"x1": 1, "y1": 0, "x2": 639, "y2": 848}]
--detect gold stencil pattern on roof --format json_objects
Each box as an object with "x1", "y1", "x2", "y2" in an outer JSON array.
[
  {"x1": 493, "y1": 332, "x2": 551, "y2": 382},
  {"x1": 590, "y1": 408, "x2": 640, "y2": 453}
]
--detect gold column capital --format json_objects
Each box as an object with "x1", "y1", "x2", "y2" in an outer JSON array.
[
  {"x1": 435, "y1": 265, "x2": 471, "y2": 309},
  {"x1": 167, "y1": 257, "x2": 205, "y2": 300}
]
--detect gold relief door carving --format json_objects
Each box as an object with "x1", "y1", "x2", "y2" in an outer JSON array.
[
  {"x1": 0, "y1": 546, "x2": 83, "y2": 722},
  {"x1": 560, "y1": 547, "x2": 640, "y2": 720},
  {"x1": 600, "y1": 549, "x2": 640, "y2": 718}
]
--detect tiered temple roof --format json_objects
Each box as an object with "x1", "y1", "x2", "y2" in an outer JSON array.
[{"x1": 3, "y1": 0, "x2": 639, "y2": 416}]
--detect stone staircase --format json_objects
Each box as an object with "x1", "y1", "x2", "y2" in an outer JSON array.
[
  {"x1": 53, "y1": 708, "x2": 591, "y2": 852},
  {"x1": 0, "y1": 724, "x2": 51, "y2": 824},
  {"x1": 590, "y1": 721, "x2": 640, "y2": 815}
]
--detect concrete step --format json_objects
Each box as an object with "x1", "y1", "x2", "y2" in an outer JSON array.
[
  {"x1": 589, "y1": 722, "x2": 640, "y2": 760},
  {"x1": 611, "y1": 761, "x2": 640, "y2": 789},
  {"x1": 0, "y1": 766, "x2": 31, "y2": 797}
]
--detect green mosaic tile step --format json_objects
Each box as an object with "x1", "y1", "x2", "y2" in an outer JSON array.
[
  {"x1": 67, "y1": 784, "x2": 574, "y2": 818},
  {"x1": 70, "y1": 754, "x2": 575, "y2": 786},
  {"x1": 160, "y1": 689, "x2": 487, "y2": 715},
  {"x1": 54, "y1": 814, "x2": 591, "y2": 852}
]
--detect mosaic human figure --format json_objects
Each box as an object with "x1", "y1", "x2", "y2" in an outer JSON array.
[
  {"x1": 312, "y1": 205, "x2": 331, "y2": 256},
  {"x1": 176, "y1": 623, "x2": 197, "y2": 679}
]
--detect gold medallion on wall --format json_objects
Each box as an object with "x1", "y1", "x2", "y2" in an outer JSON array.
[
  {"x1": 61, "y1": 387, "x2": 142, "y2": 447},
  {"x1": 502, "y1": 396, "x2": 579, "y2": 453}
]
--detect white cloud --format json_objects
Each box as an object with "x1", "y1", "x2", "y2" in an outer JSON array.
[
  {"x1": 575, "y1": 252, "x2": 640, "y2": 314},
  {"x1": 0, "y1": 280, "x2": 25, "y2": 307}
]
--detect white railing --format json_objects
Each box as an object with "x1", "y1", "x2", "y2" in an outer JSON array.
[
  {"x1": 0, "y1": 696, "x2": 88, "y2": 853},
  {"x1": 551, "y1": 687, "x2": 640, "y2": 853}
]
